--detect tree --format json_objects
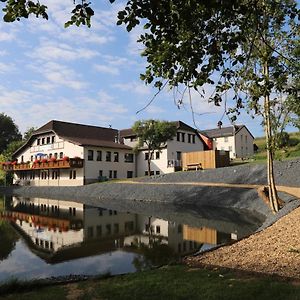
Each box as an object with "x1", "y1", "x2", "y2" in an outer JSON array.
[
  {"x1": 1, "y1": 1, "x2": 299, "y2": 212},
  {"x1": 0, "y1": 113, "x2": 22, "y2": 154},
  {"x1": 132, "y1": 120, "x2": 177, "y2": 176},
  {"x1": 114, "y1": 0, "x2": 299, "y2": 213}
]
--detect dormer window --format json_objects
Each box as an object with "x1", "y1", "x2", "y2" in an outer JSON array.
[{"x1": 37, "y1": 138, "x2": 40, "y2": 145}]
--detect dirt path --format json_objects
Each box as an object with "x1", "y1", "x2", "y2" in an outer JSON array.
[
  {"x1": 185, "y1": 205, "x2": 300, "y2": 279},
  {"x1": 119, "y1": 181, "x2": 300, "y2": 199}
]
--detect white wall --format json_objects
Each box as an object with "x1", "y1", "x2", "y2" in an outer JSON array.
[
  {"x1": 84, "y1": 147, "x2": 135, "y2": 183},
  {"x1": 213, "y1": 135, "x2": 236, "y2": 159},
  {"x1": 136, "y1": 130, "x2": 204, "y2": 177}
]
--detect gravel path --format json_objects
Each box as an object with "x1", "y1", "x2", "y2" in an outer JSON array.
[{"x1": 185, "y1": 205, "x2": 300, "y2": 279}]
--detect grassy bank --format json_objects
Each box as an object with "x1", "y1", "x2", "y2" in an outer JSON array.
[
  {"x1": 253, "y1": 132, "x2": 300, "y2": 161},
  {"x1": 1, "y1": 266, "x2": 300, "y2": 300}
]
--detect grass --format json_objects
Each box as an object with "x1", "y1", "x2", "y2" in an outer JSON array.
[
  {"x1": 1, "y1": 266, "x2": 300, "y2": 300},
  {"x1": 252, "y1": 131, "x2": 300, "y2": 162}
]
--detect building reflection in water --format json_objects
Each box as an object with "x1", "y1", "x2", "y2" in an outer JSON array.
[{"x1": 1, "y1": 196, "x2": 238, "y2": 264}]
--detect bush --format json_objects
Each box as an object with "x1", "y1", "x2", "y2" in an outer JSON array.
[{"x1": 275, "y1": 132, "x2": 289, "y2": 148}]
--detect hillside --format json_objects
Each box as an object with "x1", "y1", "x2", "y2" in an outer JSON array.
[{"x1": 253, "y1": 131, "x2": 300, "y2": 161}]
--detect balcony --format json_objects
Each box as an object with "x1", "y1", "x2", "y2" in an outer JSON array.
[
  {"x1": 167, "y1": 159, "x2": 182, "y2": 168},
  {"x1": 1, "y1": 158, "x2": 84, "y2": 172}
]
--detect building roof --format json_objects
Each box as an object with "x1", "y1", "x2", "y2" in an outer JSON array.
[
  {"x1": 13, "y1": 120, "x2": 132, "y2": 157},
  {"x1": 200, "y1": 125, "x2": 254, "y2": 139},
  {"x1": 120, "y1": 120, "x2": 201, "y2": 138}
]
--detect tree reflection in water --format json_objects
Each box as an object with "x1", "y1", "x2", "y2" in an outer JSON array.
[{"x1": 0, "y1": 197, "x2": 19, "y2": 261}]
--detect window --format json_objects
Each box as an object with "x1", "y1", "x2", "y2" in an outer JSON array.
[
  {"x1": 31, "y1": 155, "x2": 33, "y2": 162},
  {"x1": 156, "y1": 171, "x2": 160, "y2": 175},
  {"x1": 145, "y1": 152, "x2": 149, "y2": 160},
  {"x1": 106, "y1": 151, "x2": 111, "y2": 162},
  {"x1": 224, "y1": 137, "x2": 228, "y2": 142},
  {"x1": 59, "y1": 152, "x2": 63, "y2": 159},
  {"x1": 114, "y1": 152, "x2": 119, "y2": 162},
  {"x1": 155, "y1": 151, "x2": 160, "y2": 159},
  {"x1": 150, "y1": 171, "x2": 154, "y2": 176},
  {"x1": 42, "y1": 137, "x2": 45, "y2": 144},
  {"x1": 229, "y1": 146, "x2": 233, "y2": 152},
  {"x1": 127, "y1": 171, "x2": 133, "y2": 178},
  {"x1": 96, "y1": 225, "x2": 102, "y2": 237},
  {"x1": 188, "y1": 134, "x2": 191, "y2": 143},
  {"x1": 54, "y1": 153, "x2": 58, "y2": 159},
  {"x1": 51, "y1": 136, "x2": 55, "y2": 143},
  {"x1": 96, "y1": 151, "x2": 102, "y2": 161},
  {"x1": 124, "y1": 153, "x2": 134, "y2": 163},
  {"x1": 192, "y1": 135, "x2": 196, "y2": 144},
  {"x1": 88, "y1": 150, "x2": 94, "y2": 161},
  {"x1": 114, "y1": 223, "x2": 119, "y2": 234},
  {"x1": 21, "y1": 155, "x2": 24, "y2": 163},
  {"x1": 99, "y1": 170, "x2": 103, "y2": 177},
  {"x1": 145, "y1": 171, "x2": 148, "y2": 176},
  {"x1": 176, "y1": 151, "x2": 182, "y2": 161},
  {"x1": 69, "y1": 170, "x2": 76, "y2": 179},
  {"x1": 109, "y1": 170, "x2": 112, "y2": 178},
  {"x1": 47, "y1": 136, "x2": 50, "y2": 144},
  {"x1": 87, "y1": 227, "x2": 94, "y2": 238},
  {"x1": 181, "y1": 133, "x2": 185, "y2": 142},
  {"x1": 106, "y1": 224, "x2": 111, "y2": 235},
  {"x1": 178, "y1": 224, "x2": 182, "y2": 233},
  {"x1": 98, "y1": 208, "x2": 103, "y2": 216},
  {"x1": 37, "y1": 138, "x2": 40, "y2": 145},
  {"x1": 156, "y1": 225, "x2": 161, "y2": 234},
  {"x1": 177, "y1": 132, "x2": 180, "y2": 141},
  {"x1": 113, "y1": 170, "x2": 117, "y2": 179},
  {"x1": 125, "y1": 221, "x2": 134, "y2": 232}
]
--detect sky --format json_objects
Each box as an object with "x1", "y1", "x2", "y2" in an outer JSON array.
[{"x1": 0, "y1": 0, "x2": 291, "y2": 137}]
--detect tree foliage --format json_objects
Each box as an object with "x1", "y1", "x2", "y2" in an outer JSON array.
[
  {"x1": 0, "y1": 113, "x2": 22, "y2": 154},
  {"x1": 132, "y1": 120, "x2": 177, "y2": 175}
]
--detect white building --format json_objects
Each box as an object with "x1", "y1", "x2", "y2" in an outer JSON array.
[
  {"x1": 120, "y1": 121, "x2": 206, "y2": 177},
  {"x1": 200, "y1": 125, "x2": 254, "y2": 159},
  {"x1": 10, "y1": 120, "x2": 135, "y2": 186}
]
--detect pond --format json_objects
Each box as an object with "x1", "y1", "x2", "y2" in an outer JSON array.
[{"x1": 0, "y1": 195, "x2": 261, "y2": 282}]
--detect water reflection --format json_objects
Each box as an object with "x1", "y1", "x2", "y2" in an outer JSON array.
[{"x1": 0, "y1": 196, "x2": 247, "y2": 281}]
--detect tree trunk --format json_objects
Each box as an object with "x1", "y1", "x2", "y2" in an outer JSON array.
[{"x1": 263, "y1": 62, "x2": 279, "y2": 213}]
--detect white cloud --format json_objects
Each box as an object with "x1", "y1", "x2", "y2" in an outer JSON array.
[
  {"x1": 0, "y1": 31, "x2": 15, "y2": 42},
  {"x1": 94, "y1": 64, "x2": 120, "y2": 75},
  {"x1": 0, "y1": 62, "x2": 15, "y2": 74},
  {"x1": 27, "y1": 61, "x2": 88, "y2": 91},
  {"x1": 27, "y1": 40, "x2": 99, "y2": 62},
  {"x1": 112, "y1": 81, "x2": 151, "y2": 95},
  {"x1": 0, "y1": 50, "x2": 8, "y2": 56}
]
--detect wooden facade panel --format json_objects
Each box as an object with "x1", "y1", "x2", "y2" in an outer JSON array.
[
  {"x1": 182, "y1": 150, "x2": 229, "y2": 170},
  {"x1": 183, "y1": 225, "x2": 217, "y2": 244}
]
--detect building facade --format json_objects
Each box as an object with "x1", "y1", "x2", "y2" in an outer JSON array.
[
  {"x1": 5, "y1": 120, "x2": 135, "y2": 186},
  {"x1": 200, "y1": 125, "x2": 254, "y2": 159},
  {"x1": 121, "y1": 121, "x2": 206, "y2": 177}
]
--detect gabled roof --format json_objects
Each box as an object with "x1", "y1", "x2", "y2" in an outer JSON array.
[
  {"x1": 120, "y1": 120, "x2": 201, "y2": 138},
  {"x1": 200, "y1": 125, "x2": 254, "y2": 139},
  {"x1": 13, "y1": 120, "x2": 132, "y2": 158}
]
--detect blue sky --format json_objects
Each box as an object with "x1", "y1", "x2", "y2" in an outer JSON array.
[{"x1": 0, "y1": 0, "x2": 288, "y2": 137}]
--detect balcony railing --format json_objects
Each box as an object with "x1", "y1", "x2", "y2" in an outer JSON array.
[
  {"x1": 167, "y1": 159, "x2": 182, "y2": 168},
  {"x1": 1, "y1": 158, "x2": 84, "y2": 171}
]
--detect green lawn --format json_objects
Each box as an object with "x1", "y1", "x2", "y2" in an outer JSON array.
[
  {"x1": 1, "y1": 266, "x2": 300, "y2": 300},
  {"x1": 253, "y1": 131, "x2": 300, "y2": 161}
]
